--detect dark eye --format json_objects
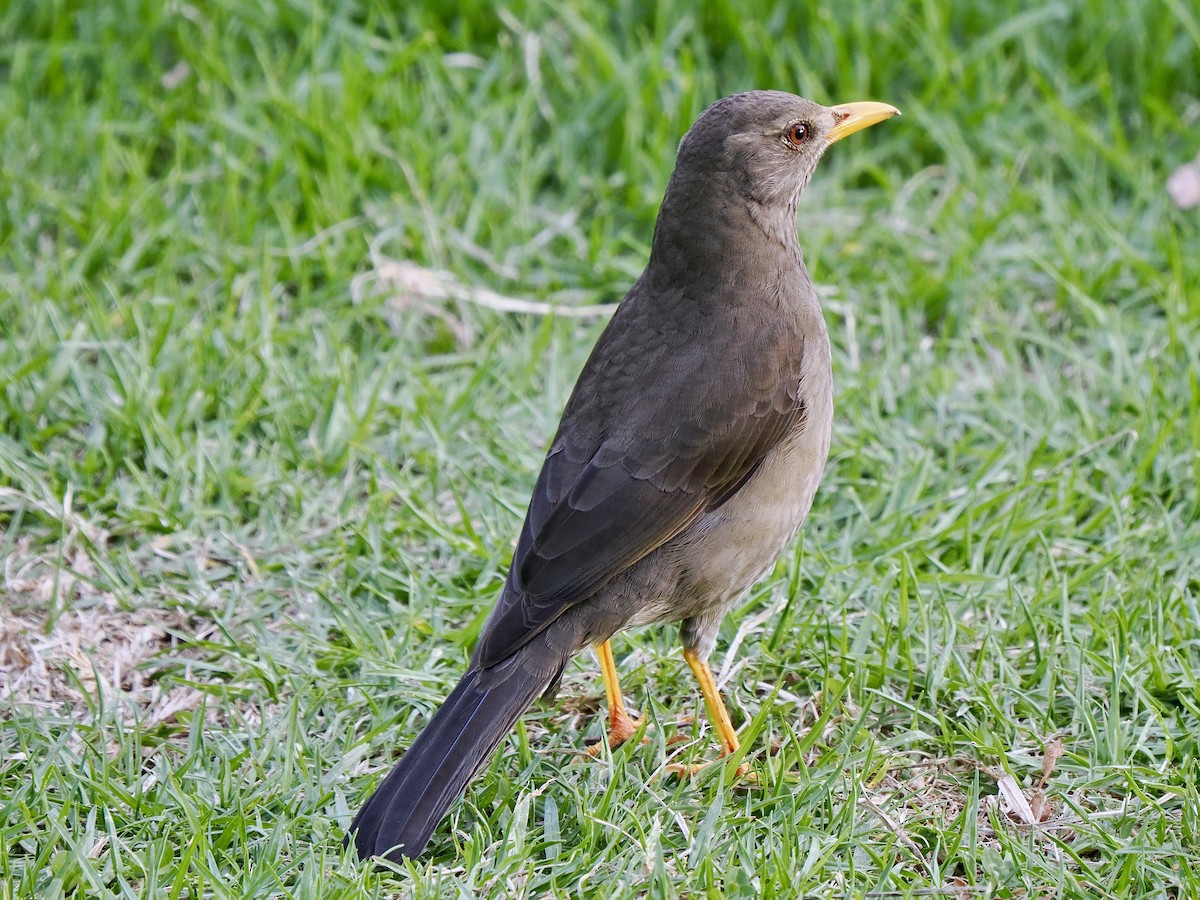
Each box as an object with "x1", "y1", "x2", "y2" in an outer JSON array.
[{"x1": 785, "y1": 122, "x2": 810, "y2": 146}]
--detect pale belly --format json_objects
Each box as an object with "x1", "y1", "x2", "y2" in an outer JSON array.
[
  {"x1": 690, "y1": 417, "x2": 830, "y2": 598},
  {"x1": 618, "y1": 375, "x2": 834, "y2": 636}
]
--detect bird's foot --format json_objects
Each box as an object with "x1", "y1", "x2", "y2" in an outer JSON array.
[
  {"x1": 586, "y1": 705, "x2": 649, "y2": 756},
  {"x1": 664, "y1": 757, "x2": 756, "y2": 780}
]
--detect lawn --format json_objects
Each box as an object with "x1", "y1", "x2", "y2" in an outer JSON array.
[{"x1": 2, "y1": 1, "x2": 1198, "y2": 897}]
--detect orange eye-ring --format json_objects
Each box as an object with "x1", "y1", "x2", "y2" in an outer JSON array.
[{"x1": 785, "y1": 122, "x2": 810, "y2": 146}]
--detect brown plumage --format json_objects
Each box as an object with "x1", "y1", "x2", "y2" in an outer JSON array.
[{"x1": 349, "y1": 90, "x2": 898, "y2": 862}]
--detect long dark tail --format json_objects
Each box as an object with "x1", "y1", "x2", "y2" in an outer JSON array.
[{"x1": 348, "y1": 644, "x2": 564, "y2": 861}]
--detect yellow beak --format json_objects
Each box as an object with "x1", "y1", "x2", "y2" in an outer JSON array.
[{"x1": 827, "y1": 101, "x2": 901, "y2": 144}]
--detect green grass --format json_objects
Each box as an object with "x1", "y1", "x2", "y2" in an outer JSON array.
[{"x1": 2, "y1": 0, "x2": 1199, "y2": 896}]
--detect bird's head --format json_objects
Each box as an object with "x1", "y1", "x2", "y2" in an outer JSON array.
[{"x1": 671, "y1": 91, "x2": 899, "y2": 210}]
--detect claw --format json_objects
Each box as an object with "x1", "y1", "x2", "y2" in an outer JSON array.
[
  {"x1": 664, "y1": 757, "x2": 756, "y2": 780},
  {"x1": 586, "y1": 705, "x2": 648, "y2": 756}
]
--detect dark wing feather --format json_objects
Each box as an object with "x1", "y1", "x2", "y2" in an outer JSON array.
[{"x1": 473, "y1": 283, "x2": 809, "y2": 668}]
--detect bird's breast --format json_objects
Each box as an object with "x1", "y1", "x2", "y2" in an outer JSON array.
[
  {"x1": 699, "y1": 412, "x2": 829, "y2": 586},
  {"x1": 676, "y1": 333, "x2": 833, "y2": 613}
]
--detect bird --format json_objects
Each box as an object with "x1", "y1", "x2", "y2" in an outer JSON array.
[{"x1": 349, "y1": 90, "x2": 899, "y2": 863}]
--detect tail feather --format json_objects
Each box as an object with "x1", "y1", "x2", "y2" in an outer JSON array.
[{"x1": 349, "y1": 648, "x2": 561, "y2": 861}]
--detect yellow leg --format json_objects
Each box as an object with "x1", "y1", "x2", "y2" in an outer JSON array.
[
  {"x1": 666, "y1": 649, "x2": 751, "y2": 777},
  {"x1": 683, "y1": 649, "x2": 740, "y2": 756},
  {"x1": 587, "y1": 639, "x2": 641, "y2": 754}
]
